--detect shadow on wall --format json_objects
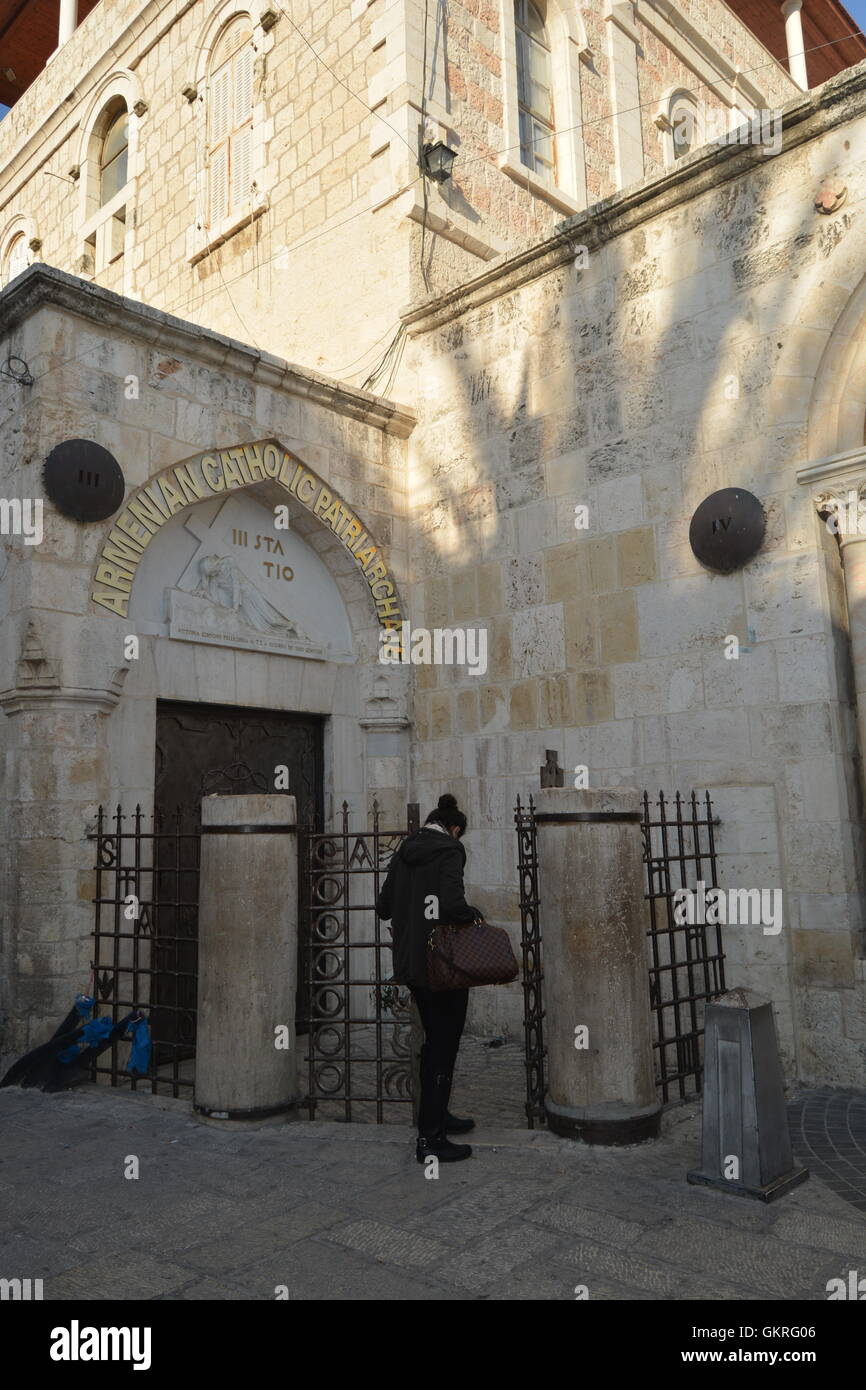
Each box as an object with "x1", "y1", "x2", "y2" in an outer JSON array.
[{"x1": 406, "y1": 127, "x2": 866, "y2": 1072}]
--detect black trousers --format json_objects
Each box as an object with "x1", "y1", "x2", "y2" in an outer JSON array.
[{"x1": 410, "y1": 984, "x2": 469, "y2": 1135}]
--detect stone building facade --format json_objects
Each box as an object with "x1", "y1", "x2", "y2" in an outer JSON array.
[
  {"x1": 0, "y1": 265, "x2": 413, "y2": 1070},
  {"x1": 401, "y1": 63, "x2": 866, "y2": 1077},
  {"x1": 0, "y1": 0, "x2": 819, "y2": 380},
  {"x1": 2, "y1": 0, "x2": 866, "y2": 1091}
]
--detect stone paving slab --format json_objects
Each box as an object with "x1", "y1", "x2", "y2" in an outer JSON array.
[
  {"x1": 234, "y1": 1237, "x2": 475, "y2": 1302},
  {"x1": 0, "y1": 1083, "x2": 863, "y2": 1302}
]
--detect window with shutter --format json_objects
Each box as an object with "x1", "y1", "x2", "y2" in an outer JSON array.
[
  {"x1": 234, "y1": 45, "x2": 253, "y2": 128},
  {"x1": 210, "y1": 145, "x2": 229, "y2": 226},
  {"x1": 231, "y1": 126, "x2": 252, "y2": 212},
  {"x1": 231, "y1": 44, "x2": 253, "y2": 212},
  {"x1": 210, "y1": 66, "x2": 232, "y2": 148},
  {"x1": 207, "y1": 17, "x2": 254, "y2": 231}
]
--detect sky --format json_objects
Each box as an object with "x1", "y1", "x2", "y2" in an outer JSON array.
[{"x1": 846, "y1": 0, "x2": 866, "y2": 33}]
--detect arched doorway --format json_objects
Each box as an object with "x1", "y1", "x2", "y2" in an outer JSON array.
[{"x1": 87, "y1": 440, "x2": 410, "y2": 1096}]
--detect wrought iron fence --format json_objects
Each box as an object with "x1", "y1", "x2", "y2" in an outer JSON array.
[
  {"x1": 514, "y1": 794, "x2": 547, "y2": 1128},
  {"x1": 641, "y1": 789, "x2": 725, "y2": 1103},
  {"x1": 88, "y1": 787, "x2": 721, "y2": 1121},
  {"x1": 90, "y1": 804, "x2": 200, "y2": 1096},
  {"x1": 300, "y1": 800, "x2": 420, "y2": 1122}
]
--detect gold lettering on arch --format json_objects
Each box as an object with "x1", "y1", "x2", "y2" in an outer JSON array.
[{"x1": 90, "y1": 439, "x2": 404, "y2": 627}]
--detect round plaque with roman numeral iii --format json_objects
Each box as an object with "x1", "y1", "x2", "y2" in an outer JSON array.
[
  {"x1": 43, "y1": 439, "x2": 125, "y2": 523},
  {"x1": 689, "y1": 488, "x2": 765, "y2": 574}
]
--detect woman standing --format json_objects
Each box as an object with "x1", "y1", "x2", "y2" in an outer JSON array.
[{"x1": 376, "y1": 794, "x2": 479, "y2": 1163}]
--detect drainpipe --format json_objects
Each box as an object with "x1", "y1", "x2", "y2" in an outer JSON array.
[{"x1": 781, "y1": 0, "x2": 809, "y2": 89}]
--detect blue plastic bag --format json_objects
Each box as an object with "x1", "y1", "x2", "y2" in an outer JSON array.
[{"x1": 126, "y1": 1016, "x2": 152, "y2": 1077}]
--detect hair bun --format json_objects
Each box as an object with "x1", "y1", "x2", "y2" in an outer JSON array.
[{"x1": 437, "y1": 793, "x2": 459, "y2": 812}]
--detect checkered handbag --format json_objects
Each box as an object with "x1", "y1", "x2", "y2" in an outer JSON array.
[{"x1": 426, "y1": 918, "x2": 520, "y2": 991}]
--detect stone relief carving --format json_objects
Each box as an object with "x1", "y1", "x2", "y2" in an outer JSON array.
[
  {"x1": 191, "y1": 553, "x2": 308, "y2": 638},
  {"x1": 16, "y1": 620, "x2": 59, "y2": 690}
]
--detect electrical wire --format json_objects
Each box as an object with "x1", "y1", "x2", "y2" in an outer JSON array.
[
  {"x1": 214, "y1": 245, "x2": 258, "y2": 345},
  {"x1": 455, "y1": 24, "x2": 866, "y2": 179},
  {"x1": 361, "y1": 322, "x2": 407, "y2": 395},
  {"x1": 155, "y1": 20, "x2": 866, "y2": 324},
  {"x1": 328, "y1": 320, "x2": 406, "y2": 375}
]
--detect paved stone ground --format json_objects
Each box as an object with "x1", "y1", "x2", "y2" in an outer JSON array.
[
  {"x1": 1, "y1": 1082, "x2": 865, "y2": 1301},
  {"x1": 788, "y1": 1086, "x2": 866, "y2": 1214}
]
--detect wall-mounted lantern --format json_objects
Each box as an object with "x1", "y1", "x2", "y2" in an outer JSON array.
[{"x1": 421, "y1": 140, "x2": 457, "y2": 184}]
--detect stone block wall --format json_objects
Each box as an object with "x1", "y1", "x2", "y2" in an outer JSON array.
[
  {"x1": 402, "y1": 67, "x2": 866, "y2": 1078},
  {"x1": 0, "y1": 267, "x2": 411, "y2": 1071},
  {"x1": 0, "y1": 0, "x2": 411, "y2": 385},
  {"x1": 1, "y1": 0, "x2": 802, "y2": 384}
]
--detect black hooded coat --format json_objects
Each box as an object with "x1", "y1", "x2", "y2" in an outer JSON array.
[{"x1": 375, "y1": 826, "x2": 477, "y2": 987}]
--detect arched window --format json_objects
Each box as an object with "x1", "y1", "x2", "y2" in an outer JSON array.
[
  {"x1": 208, "y1": 17, "x2": 254, "y2": 229},
  {"x1": 667, "y1": 92, "x2": 700, "y2": 162},
  {"x1": 499, "y1": 0, "x2": 587, "y2": 211},
  {"x1": 515, "y1": 0, "x2": 555, "y2": 179},
  {"x1": 2, "y1": 232, "x2": 29, "y2": 287},
  {"x1": 83, "y1": 99, "x2": 131, "y2": 268},
  {"x1": 100, "y1": 107, "x2": 129, "y2": 205},
  {"x1": 74, "y1": 75, "x2": 140, "y2": 283}
]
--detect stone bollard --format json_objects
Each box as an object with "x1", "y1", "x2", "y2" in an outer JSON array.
[
  {"x1": 535, "y1": 785, "x2": 661, "y2": 1144},
  {"x1": 687, "y1": 989, "x2": 809, "y2": 1201},
  {"x1": 194, "y1": 793, "x2": 300, "y2": 1124}
]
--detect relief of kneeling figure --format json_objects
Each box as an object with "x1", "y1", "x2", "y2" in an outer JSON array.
[{"x1": 192, "y1": 553, "x2": 305, "y2": 637}]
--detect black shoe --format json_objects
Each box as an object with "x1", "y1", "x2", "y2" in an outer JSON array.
[
  {"x1": 416, "y1": 1133, "x2": 473, "y2": 1163},
  {"x1": 444, "y1": 1111, "x2": 475, "y2": 1134}
]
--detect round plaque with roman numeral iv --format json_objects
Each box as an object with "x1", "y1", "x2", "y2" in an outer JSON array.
[
  {"x1": 43, "y1": 439, "x2": 125, "y2": 523},
  {"x1": 689, "y1": 488, "x2": 765, "y2": 574}
]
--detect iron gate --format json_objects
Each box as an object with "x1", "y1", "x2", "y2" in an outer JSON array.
[
  {"x1": 302, "y1": 800, "x2": 548, "y2": 1127},
  {"x1": 514, "y1": 795, "x2": 547, "y2": 1128},
  {"x1": 90, "y1": 803, "x2": 200, "y2": 1096},
  {"x1": 89, "y1": 797, "x2": 540, "y2": 1122},
  {"x1": 89, "y1": 789, "x2": 721, "y2": 1118},
  {"x1": 300, "y1": 800, "x2": 419, "y2": 1122},
  {"x1": 641, "y1": 789, "x2": 725, "y2": 1102},
  {"x1": 513, "y1": 787, "x2": 725, "y2": 1115}
]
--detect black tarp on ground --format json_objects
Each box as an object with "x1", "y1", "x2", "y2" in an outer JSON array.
[{"x1": 1, "y1": 1007, "x2": 135, "y2": 1091}]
